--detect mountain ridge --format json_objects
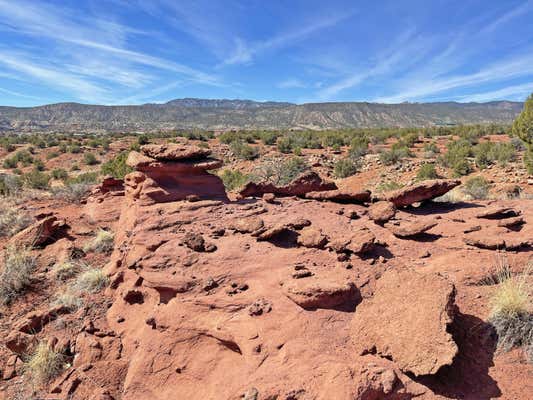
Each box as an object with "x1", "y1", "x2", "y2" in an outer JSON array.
[{"x1": 0, "y1": 98, "x2": 523, "y2": 132}]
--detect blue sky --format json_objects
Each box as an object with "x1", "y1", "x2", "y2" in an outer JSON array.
[{"x1": 0, "y1": 0, "x2": 532, "y2": 106}]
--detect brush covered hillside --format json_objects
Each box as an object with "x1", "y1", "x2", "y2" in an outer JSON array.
[{"x1": 0, "y1": 99, "x2": 524, "y2": 132}]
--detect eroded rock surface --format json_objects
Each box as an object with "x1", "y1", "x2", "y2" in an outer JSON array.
[
  {"x1": 381, "y1": 179, "x2": 461, "y2": 207},
  {"x1": 351, "y1": 269, "x2": 458, "y2": 376}
]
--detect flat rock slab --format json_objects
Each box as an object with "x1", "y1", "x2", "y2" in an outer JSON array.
[
  {"x1": 382, "y1": 179, "x2": 460, "y2": 207},
  {"x1": 351, "y1": 269, "x2": 458, "y2": 376},
  {"x1": 9, "y1": 216, "x2": 65, "y2": 248},
  {"x1": 463, "y1": 227, "x2": 530, "y2": 250},
  {"x1": 476, "y1": 206, "x2": 521, "y2": 219},
  {"x1": 239, "y1": 171, "x2": 336, "y2": 198},
  {"x1": 283, "y1": 275, "x2": 358, "y2": 310},
  {"x1": 297, "y1": 227, "x2": 328, "y2": 248},
  {"x1": 305, "y1": 189, "x2": 371, "y2": 204},
  {"x1": 141, "y1": 143, "x2": 211, "y2": 160},
  {"x1": 328, "y1": 229, "x2": 375, "y2": 254},
  {"x1": 386, "y1": 219, "x2": 438, "y2": 238}
]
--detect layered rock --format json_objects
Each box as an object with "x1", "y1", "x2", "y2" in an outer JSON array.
[
  {"x1": 351, "y1": 269, "x2": 457, "y2": 376},
  {"x1": 239, "y1": 171, "x2": 336, "y2": 198},
  {"x1": 125, "y1": 143, "x2": 228, "y2": 205},
  {"x1": 305, "y1": 189, "x2": 371, "y2": 204},
  {"x1": 381, "y1": 179, "x2": 460, "y2": 207}
]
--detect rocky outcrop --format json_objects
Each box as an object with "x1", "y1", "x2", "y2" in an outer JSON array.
[
  {"x1": 305, "y1": 189, "x2": 371, "y2": 204},
  {"x1": 8, "y1": 216, "x2": 66, "y2": 248},
  {"x1": 351, "y1": 269, "x2": 457, "y2": 376},
  {"x1": 381, "y1": 179, "x2": 460, "y2": 207},
  {"x1": 125, "y1": 143, "x2": 228, "y2": 204},
  {"x1": 239, "y1": 171, "x2": 336, "y2": 198}
]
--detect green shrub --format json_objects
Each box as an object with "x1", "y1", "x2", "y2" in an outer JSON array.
[
  {"x1": 51, "y1": 168, "x2": 68, "y2": 181},
  {"x1": 423, "y1": 142, "x2": 440, "y2": 158},
  {"x1": 452, "y1": 158, "x2": 472, "y2": 176},
  {"x1": 101, "y1": 152, "x2": 133, "y2": 179},
  {"x1": 463, "y1": 176, "x2": 491, "y2": 199},
  {"x1": 219, "y1": 169, "x2": 250, "y2": 191},
  {"x1": 512, "y1": 93, "x2": 533, "y2": 173},
  {"x1": 334, "y1": 158, "x2": 359, "y2": 178},
  {"x1": 137, "y1": 134, "x2": 150, "y2": 145},
  {"x1": 67, "y1": 172, "x2": 99, "y2": 185},
  {"x1": 23, "y1": 169, "x2": 50, "y2": 189},
  {"x1": 230, "y1": 141, "x2": 258, "y2": 160},
  {"x1": 379, "y1": 146, "x2": 412, "y2": 165},
  {"x1": 416, "y1": 163, "x2": 439, "y2": 180},
  {"x1": 375, "y1": 181, "x2": 403, "y2": 193},
  {"x1": 259, "y1": 131, "x2": 279, "y2": 145},
  {"x1": 3, "y1": 157, "x2": 17, "y2": 169},
  {"x1": 252, "y1": 156, "x2": 308, "y2": 186},
  {"x1": 83, "y1": 152, "x2": 98, "y2": 165},
  {"x1": 349, "y1": 136, "x2": 369, "y2": 157},
  {"x1": 68, "y1": 144, "x2": 81, "y2": 154},
  {"x1": 277, "y1": 137, "x2": 293, "y2": 154}
]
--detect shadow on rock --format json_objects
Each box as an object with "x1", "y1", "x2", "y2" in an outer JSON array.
[{"x1": 412, "y1": 310, "x2": 501, "y2": 399}]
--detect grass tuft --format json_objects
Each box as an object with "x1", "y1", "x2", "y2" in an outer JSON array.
[
  {"x1": 25, "y1": 342, "x2": 66, "y2": 385},
  {"x1": 0, "y1": 246, "x2": 36, "y2": 305},
  {"x1": 488, "y1": 259, "x2": 532, "y2": 362},
  {"x1": 53, "y1": 290, "x2": 83, "y2": 311},
  {"x1": 0, "y1": 203, "x2": 33, "y2": 237},
  {"x1": 76, "y1": 268, "x2": 109, "y2": 293},
  {"x1": 83, "y1": 229, "x2": 114, "y2": 253},
  {"x1": 53, "y1": 260, "x2": 81, "y2": 281}
]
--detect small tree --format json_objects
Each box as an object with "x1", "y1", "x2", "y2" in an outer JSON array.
[{"x1": 512, "y1": 94, "x2": 533, "y2": 173}]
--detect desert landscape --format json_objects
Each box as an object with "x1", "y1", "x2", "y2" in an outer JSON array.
[
  {"x1": 1, "y1": 1, "x2": 532, "y2": 399},
  {"x1": 0, "y1": 95, "x2": 532, "y2": 399}
]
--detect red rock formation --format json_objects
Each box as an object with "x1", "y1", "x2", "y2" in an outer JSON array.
[{"x1": 381, "y1": 179, "x2": 461, "y2": 207}]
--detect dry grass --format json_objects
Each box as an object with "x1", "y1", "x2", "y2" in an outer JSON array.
[
  {"x1": 76, "y1": 268, "x2": 109, "y2": 293},
  {"x1": 0, "y1": 246, "x2": 36, "y2": 305},
  {"x1": 0, "y1": 202, "x2": 33, "y2": 237},
  {"x1": 53, "y1": 290, "x2": 83, "y2": 311},
  {"x1": 53, "y1": 260, "x2": 81, "y2": 281},
  {"x1": 83, "y1": 229, "x2": 114, "y2": 253},
  {"x1": 488, "y1": 258, "x2": 532, "y2": 361},
  {"x1": 25, "y1": 341, "x2": 66, "y2": 386}
]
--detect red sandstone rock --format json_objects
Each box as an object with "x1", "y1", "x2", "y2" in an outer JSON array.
[
  {"x1": 305, "y1": 189, "x2": 371, "y2": 203},
  {"x1": 351, "y1": 269, "x2": 458, "y2": 376},
  {"x1": 8, "y1": 216, "x2": 65, "y2": 248},
  {"x1": 296, "y1": 227, "x2": 328, "y2": 248},
  {"x1": 368, "y1": 201, "x2": 396, "y2": 223},
  {"x1": 239, "y1": 171, "x2": 336, "y2": 198},
  {"x1": 386, "y1": 219, "x2": 438, "y2": 238},
  {"x1": 476, "y1": 206, "x2": 521, "y2": 219},
  {"x1": 382, "y1": 179, "x2": 461, "y2": 207},
  {"x1": 141, "y1": 143, "x2": 211, "y2": 160}
]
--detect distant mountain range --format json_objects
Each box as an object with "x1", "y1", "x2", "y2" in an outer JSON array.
[{"x1": 0, "y1": 98, "x2": 523, "y2": 132}]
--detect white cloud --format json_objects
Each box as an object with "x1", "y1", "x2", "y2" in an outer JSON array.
[{"x1": 456, "y1": 82, "x2": 533, "y2": 102}]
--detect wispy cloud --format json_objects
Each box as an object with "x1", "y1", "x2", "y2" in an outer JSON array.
[
  {"x1": 0, "y1": 0, "x2": 219, "y2": 85},
  {"x1": 0, "y1": 85, "x2": 41, "y2": 100},
  {"x1": 374, "y1": 52, "x2": 533, "y2": 103},
  {"x1": 456, "y1": 82, "x2": 533, "y2": 102},
  {"x1": 480, "y1": 0, "x2": 533, "y2": 34},
  {"x1": 0, "y1": 51, "x2": 109, "y2": 102}
]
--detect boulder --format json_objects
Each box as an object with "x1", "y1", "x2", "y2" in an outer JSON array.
[
  {"x1": 476, "y1": 206, "x2": 521, "y2": 219},
  {"x1": 8, "y1": 216, "x2": 65, "y2": 248},
  {"x1": 386, "y1": 219, "x2": 438, "y2": 238},
  {"x1": 283, "y1": 275, "x2": 358, "y2": 310},
  {"x1": 328, "y1": 229, "x2": 375, "y2": 254},
  {"x1": 368, "y1": 201, "x2": 396, "y2": 223},
  {"x1": 297, "y1": 227, "x2": 328, "y2": 248},
  {"x1": 239, "y1": 171, "x2": 336, "y2": 198},
  {"x1": 230, "y1": 217, "x2": 264, "y2": 234},
  {"x1": 351, "y1": 269, "x2": 458, "y2": 376},
  {"x1": 305, "y1": 189, "x2": 371, "y2": 204},
  {"x1": 381, "y1": 179, "x2": 460, "y2": 207}
]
